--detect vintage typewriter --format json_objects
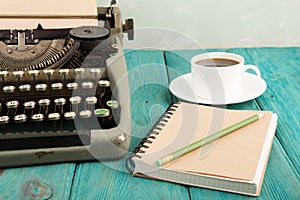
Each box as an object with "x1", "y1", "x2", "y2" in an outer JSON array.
[{"x1": 0, "y1": 0, "x2": 133, "y2": 168}]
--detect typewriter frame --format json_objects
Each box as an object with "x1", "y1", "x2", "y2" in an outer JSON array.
[{"x1": 0, "y1": 6, "x2": 132, "y2": 168}]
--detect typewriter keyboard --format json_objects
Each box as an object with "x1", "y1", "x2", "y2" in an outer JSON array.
[{"x1": 0, "y1": 68, "x2": 120, "y2": 150}]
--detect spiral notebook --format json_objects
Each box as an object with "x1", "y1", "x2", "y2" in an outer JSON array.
[{"x1": 127, "y1": 102, "x2": 278, "y2": 196}]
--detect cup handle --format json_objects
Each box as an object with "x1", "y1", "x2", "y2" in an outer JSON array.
[{"x1": 244, "y1": 65, "x2": 261, "y2": 77}]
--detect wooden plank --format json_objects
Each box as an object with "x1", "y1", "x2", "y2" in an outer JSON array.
[
  {"x1": 69, "y1": 50, "x2": 190, "y2": 199},
  {"x1": 164, "y1": 49, "x2": 300, "y2": 199},
  {"x1": 70, "y1": 163, "x2": 189, "y2": 200},
  {"x1": 0, "y1": 164, "x2": 75, "y2": 199},
  {"x1": 229, "y1": 48, "x2": 300, "y2": 171},
  {"x1": 188, "y1": 139, "x2": 300, "y2": 200}
]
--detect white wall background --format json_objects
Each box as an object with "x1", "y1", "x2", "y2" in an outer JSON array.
[{"x1": 98, "y1": 0, "x2": 300, "y2": 48}]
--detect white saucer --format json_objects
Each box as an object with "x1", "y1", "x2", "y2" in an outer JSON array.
[{"x1": 169, "y1": 73, "x2": 267, "y2": 105}]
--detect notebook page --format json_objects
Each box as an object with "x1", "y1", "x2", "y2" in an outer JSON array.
[
  {"x1": 0, "y1": 0, "x2": 98, "y2": 29},
  {"x1": 139, "y1": 103, "x2": 273, "y2": 181},
  {"x1": 0, "y1": 0, "x2": 97, "y2": 17}
]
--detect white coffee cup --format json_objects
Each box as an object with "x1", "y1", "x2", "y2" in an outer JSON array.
[{"x1": 191, "y1": 52, "x2": 261, "y2": 100}]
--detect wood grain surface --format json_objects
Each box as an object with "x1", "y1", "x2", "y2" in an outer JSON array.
[
  {"x1": 165, "y1": 48, "x2": 300, "y2": 200},
  {"x1": 0, "y1": 48, "x2": 299, "y2": 200}
]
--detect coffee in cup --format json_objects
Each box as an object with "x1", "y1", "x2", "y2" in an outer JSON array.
[{"x1": 191, "y1": 52, "x2": 261, "y2": 100}]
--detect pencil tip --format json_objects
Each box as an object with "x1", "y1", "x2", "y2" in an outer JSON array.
[{"x1": 258, "y1": 113, "x2": 264, "y2": 119}]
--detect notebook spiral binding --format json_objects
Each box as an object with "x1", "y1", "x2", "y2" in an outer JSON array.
[{"x1": 125, "y1": 103, "x2": 180, "y2": 174}]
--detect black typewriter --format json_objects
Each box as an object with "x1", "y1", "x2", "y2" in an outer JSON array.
[{"x1": 0, "y1": 0, "x2": 133, "y2": 168}]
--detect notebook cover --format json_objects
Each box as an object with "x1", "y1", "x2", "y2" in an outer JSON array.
[{"x1": 134, "y1": 102, "x2": 275, "y2": 185}]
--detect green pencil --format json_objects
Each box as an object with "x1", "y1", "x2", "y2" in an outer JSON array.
[{"x1": 156, "y1": 113, "x2": 263, "y2": 167}]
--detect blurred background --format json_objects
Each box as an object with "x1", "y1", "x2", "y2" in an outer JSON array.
[{"x1": 98, "y1": 0, "x2": 300, "y2": 48}]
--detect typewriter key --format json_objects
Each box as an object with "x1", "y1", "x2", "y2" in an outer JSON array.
[
  {"x1": 69, "y1": 96, "x2": 81, "y2": 105},
  {"x1": 0, "y1": 71, "x2": 8, "y2": 78},
  {"x1": 98, "y1": 80, "x2": 110, "y2": 87},
  {"x1": 24, "y1": 101, "x2": 36, "y2": 117},
  {"x1": 79, "y1": 110, "x2": 92, "y2": 118},
  {"x1": 67, "y1": 82, "x2": 78, "y2": 90},
  {"x1": 54, "y1": 98, "x2": 66, "y2": 106},
  {"x1": 58, "y1": 69, "x2": 70, "y2": 75},
  {"x1": 24, "y1": 101, "x2": 36, "y2": 109},
  {"x1": 69, "y1": 96, "x2": 81, "y2": 112},
  {"x1": 38, "y1": 99, "x2": 50, "y2": 107},
  {"x1": 0, "y1": 116, "x2": 9, "y2": 124},
  {"x1": 75, "y1": 68, "x2": 85, "y2": 81},
  {"x1": 86, "y1": 97, "x2": 98, "y2": 105},
  {"x1": 94, "y1": 108, "x2": 110, "y2": 117},
  {"x1": 28, "y1": 70, "x2": 40, "y2": 77},
  {"x1": 48, "y1": 113, "x2": 60, "y2": 121},
  {"x1": 14, "y1": 114, "x2": 27, "y2": 123},
  {"x1": 31, "y1": 114, "x2": 44, "y2": 122},
  {"x1": 6, "y1": 101, "x2": 19, "y2": 109},
  {"x1": 85, "y1": 97, "x2": 97, "y2": 110},
  {"x1": 90, "y1": 68, "x2": 102, "y2": 79},
  {"x1": 75, "y1": 68, "x2": 85, "y2": 74},
  {"x1": 54, "y1": 98, "x2": 66, "y2": 114},
  {"x1": 51, "y1": 83, "x2": 63, "y2": 90},
  {"x1": 64, "y1": 112, "x2": 76, "y2": 120},
  {"x1": 19, "y1": 84, "x2": 31, "y2": 92},
  {"x1": 0, "y1": 71, "x2": 8, "y2": 82},
  {"x1": 82, "y1": 82, "x2": 94, "y2": 89},
  {"x1": 12, "y1": 71, "x2": 25, "y2": 78},
  {"x1": 43, "y1": 69, "x2": 55, "y2": 76},
  {"x1": 98, "y1": 80, "x2": 111, "y2": 106},
  {"x1": 3, "y1": 86, "x2": 16, "y2": 93},
  {"x1": 38, "y1": 99, "x2": 50, "y2": 115},
  {"x1": 95, "y1": 108, "x2": 110, "y2": 128},
  {"x1": 90, "y1": 68, "x2": 102, "y2": 75},
  {"x1": 35, "y1": 83, "x2": 47, "y2": 91},
  {"x1": 106, "y1": 100, "x2": 119, "y2": 109},
  {"x1": 6, "y1": 101, "x2": 19, "y2": 116}
]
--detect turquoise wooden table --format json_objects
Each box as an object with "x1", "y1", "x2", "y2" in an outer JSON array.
[{"x1": 0, "y1": 48, "x2": 299, "y2": 199}]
